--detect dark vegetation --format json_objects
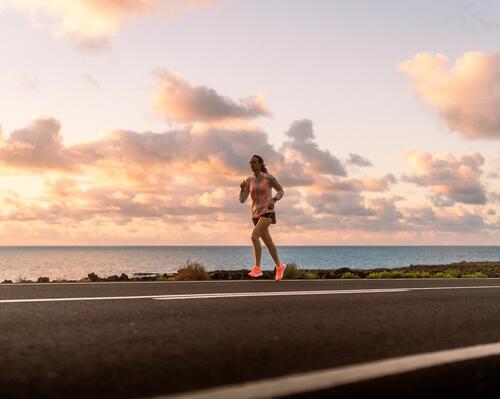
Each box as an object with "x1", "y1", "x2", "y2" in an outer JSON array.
[{"x1": 2, "y1": 260, "x2": 499, "y2": 283}]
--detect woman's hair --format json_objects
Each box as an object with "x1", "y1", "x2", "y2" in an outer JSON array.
[{"x1": 252, "y1": 154, "x2": 268, "y2": 173}]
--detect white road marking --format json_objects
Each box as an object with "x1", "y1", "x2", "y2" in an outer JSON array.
[
  {"x1": 0, "y1": 288, "x2": 408, "y2": 303},
  {"x1": 153, "y1": 288, "x2": 409, "y2": 300},
  {"x1": 1, "y1": 285, "x2": 500, "y2": 304},
  {"x1": 150, "y1": 341, "x2": 500, "y2": 399},
  {"x1": 0, "y1": 294, "x2": 171, "y2": 303}
]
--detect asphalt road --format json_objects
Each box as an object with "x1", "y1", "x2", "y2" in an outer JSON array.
[{"x1": 2, "y1": 279, "x2": 500, "y2": 398}]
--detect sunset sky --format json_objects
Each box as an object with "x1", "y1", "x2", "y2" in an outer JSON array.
[{"x1": 0, "y1": 0, "x2": 499, "y2": 245}]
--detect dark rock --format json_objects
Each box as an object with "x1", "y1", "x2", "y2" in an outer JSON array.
[
  {"x1": 138, "y1": 276, "x2": 156, "y2": 281},
  {"x1": 37, "y1": 277, "x2": 50, "y2": 283},
  {"x1": 210, "y1": 270, "x2": 230, "y2": 280},
  {"x1": 88, "y1": 272, "x2": 100, "y2": 282}
]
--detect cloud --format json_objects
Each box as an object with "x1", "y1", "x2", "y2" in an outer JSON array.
[
  {"x1": 361, "y1": 174, "x2": 397, "y2": 191},
  {"x1": 0, "y1": 115, "x2": 283, "y2": 187},
  {"x1": 0, "y1": 0, "x2": 214, "y2": 48},
  {"x1": 152, "y1": 70, "x2": 271, "y2": 123},
  {"x1": 403, "y1": 151, "x2": 487, "y2": 205},
  {"x1": 0, "y1": 116, "x2": 80, "y2": 172},
  {"x1": 404, "y1": 207, "x2": 492, "y2": 233},
  {"x1": 293, "y1": 173, "x2": 400, "y2": 230},
  {"x1": 274, "y1": 160, "x2": 315, "y2": 187},
  {"x1": 489, "y1": 192, "x2": 500, "y2": 203},
  {"x1": 347, "y1": 153, "x2": 373, "y2": 167},
  {"x1": 74, "y1": 125, "x2": 283, "y2": 184},
  {"x1": 428, "y1": 194, "x2": 455, "y2": 208},
  {"x1": 83, "y1": 74, "x2": 101, "y2": 90},
  {"x1": 0, "y1": 114, "x2": 400, "y2": 234},
  {"x1": 281, "y1": 119, "x2": 346, "y2": 176},
  {"x1": 306, "y1": 191, "x2": 375, "y2": 216},
  {"x1": 399, "y1": 52, "x2": 500, "y2": 139},
  {"x1": 308, "y1": 174, "x2": 396, "y2": 193},
  {"x1": 291, "y1": 193, "x2": 406, "y2": 233},
  {"x1": 3, "y1": 65, "x2": 498, "y2": 244}
]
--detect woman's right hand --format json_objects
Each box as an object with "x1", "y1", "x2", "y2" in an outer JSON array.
[{"x1": 240, "y1": 180, "x2": 247, "y2": 190}]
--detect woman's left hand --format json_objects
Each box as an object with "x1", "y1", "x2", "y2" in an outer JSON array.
[{"x1": 267, "y1": 199, "x2": 275, "y2": 210}]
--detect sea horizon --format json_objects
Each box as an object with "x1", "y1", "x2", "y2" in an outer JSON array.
[
  {"x1": 1, "y1": 245, "x2": 499, "y2": 247},
  {"x1": 1, "y1": 245, "x2": 499, "y2": 282}
]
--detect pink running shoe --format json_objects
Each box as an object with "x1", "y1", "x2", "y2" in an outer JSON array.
[
  {"x1": 275, "y1": 263, "x2": 287, "y2": 281},
  {"x1": 248, "y1": 266, "x2": 263, "y2": 277}
]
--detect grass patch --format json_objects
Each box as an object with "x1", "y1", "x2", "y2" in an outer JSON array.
[
  {"x1": 173, "y1": 260, "x2": 210, "y2": 281},
  {"x1": 282, "y1": 263, "x2": 320, "y2": 279},
  {"x1": 434, "y1": 272, "x2": 456, "y2": 278},
  {"x1": 340, "y1": 271, "x2": 360, "y2": 279},
  {"x1": 283, "y1": 263, "x2": 307, "y2": 279},
  {"x1": 303, "y1": 271, "x2": 318, "y2": 279},
  {"x1": 443, "y1": 268, "x2": 461, "y2": 278},
  {"x1": 367, "y1": 271, "x2": 403, "y2": 279},
  {"x1": 405, "y1": 271, "x2": 431, "y2": 278},
  {"x1": 461, "y1": 272, "x2": 487, "y2": 278},
  {"x1": 367, "y1": 270, "x2": 431, "y2": 279}
]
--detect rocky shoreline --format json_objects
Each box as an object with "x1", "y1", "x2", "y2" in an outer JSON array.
[{"x1": 2, "y1": 260, "x2": 500, "y2": 283}]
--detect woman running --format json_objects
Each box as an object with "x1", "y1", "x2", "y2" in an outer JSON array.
[{"x1": 239, "y1": 154, "x2": 287, "y2": 281}]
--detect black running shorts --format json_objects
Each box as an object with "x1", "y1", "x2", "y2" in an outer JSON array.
[{"x1": 252, "y1": 212, "x2": 276, "y2": 226}]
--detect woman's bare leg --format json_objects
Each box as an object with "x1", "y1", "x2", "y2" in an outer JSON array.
[
  {"x1": 261, "y1": 227, "x2": 281, "y2": 267},
  {"x1": 251, "y1": 217, "x2": 273, "y2": 266}
]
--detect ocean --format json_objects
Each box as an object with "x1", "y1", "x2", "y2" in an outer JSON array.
[{"x1": 1, "y1": 246, "x2": 500, "y2": 282}]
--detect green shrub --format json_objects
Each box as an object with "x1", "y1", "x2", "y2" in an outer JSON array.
[
  {"x1": 304, "y1": 271, "x2": 318, "y2": 279},
  {"x1": 367, "y1": 271, "x2": 384, "y2": 279},
  {"x1": 174, "y1": 260, "x2": 210, "y2": 281},
  {"x1": 461, "y1": 272, "x2": 487, "y2": 278},
  {"x1": 404, "y1": 271, "x2": 431, "y2": 278},
  {"x1": 367, "y1": 270, "x2": 431, "y2": 279},
  {"x1": 443, "y1": 268, "x2": 461, "y2": 278},
  {"x1": 367, "y1": 271, "x2": 403, "y2": 279},
  {"x1": 283, "y1": 263, "x2": 307, "y2": 279},
  {"x1": 434, "y1": 272, "x2": 455, "y2": 278},
  {"x1": 340, "y1": 271, "x2": 360, "y2": 279}
]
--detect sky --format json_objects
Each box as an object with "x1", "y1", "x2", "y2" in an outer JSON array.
[{"x1": 0, "y1": 0, "x2": 499, "y2": 245}]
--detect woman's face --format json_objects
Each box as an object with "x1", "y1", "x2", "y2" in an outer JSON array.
[{"x1": 249, "y1": 157, "x2": 261, "y2": 173}]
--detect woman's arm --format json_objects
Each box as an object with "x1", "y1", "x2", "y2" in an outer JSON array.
[
  {"x1": 269, "y1": 175, "x2": 284, "y2": 201},
  {"x1": 239, "y1": 177, "x2": 250, "y2": 203}
]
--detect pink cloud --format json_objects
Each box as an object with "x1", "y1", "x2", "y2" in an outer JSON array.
[
  {"x1": 152, "y1": 70, "x2": 271, "y2": 123},
  {"x1": 281, "y1": 119, "x2": 346, "y2": 176},
  {"x1": 0, "y1": 116, "x2": 80, "y2": 172},
  {"x1": 1, "y1": 0, "x2": 215, "y2": 48},
  {"x1": 403, "y1": 151, "x2": 487, "y2": 205},
  {"x1": 399, "y1": 52, "x2": 500, "y2": 139}
]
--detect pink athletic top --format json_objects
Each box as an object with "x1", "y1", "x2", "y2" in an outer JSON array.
[{"x1": 239, "y1": 172, "x2": 284, "y2": 218}]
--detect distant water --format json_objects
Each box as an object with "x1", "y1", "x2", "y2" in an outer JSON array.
[{"x1": 1, "y1": 246, "x2": 500, "y2": 282}]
